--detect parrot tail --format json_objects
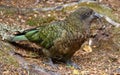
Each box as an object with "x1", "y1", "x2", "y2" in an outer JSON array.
[
  {"x1": 8, "y1": 35, "x2": 28, "y2": 42},
  {"x1": 7, "y1": 27, "x2": 39, "y2": 42}
]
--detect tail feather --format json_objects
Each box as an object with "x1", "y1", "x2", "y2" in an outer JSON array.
[
  {"x1": 14, "y1": 27, "x2": 37, "y2": 36},
  {"x1": 8, "y1": 27, "x2": 39, "y2": 42},
  {"x1": 8, "y1": 35, "x2": 28, "y2": 42}
]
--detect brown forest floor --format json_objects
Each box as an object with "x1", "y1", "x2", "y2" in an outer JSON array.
[{"x1": 0, "y1": 0, "x2": 120, "y2": 75}]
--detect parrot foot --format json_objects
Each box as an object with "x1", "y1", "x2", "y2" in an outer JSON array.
[
  {"x1": 44, "y1": 58, "x2": 58, "y2": 69},
  {"x1": 66, "y1": 60, "x2": 81, "y2": 70}
]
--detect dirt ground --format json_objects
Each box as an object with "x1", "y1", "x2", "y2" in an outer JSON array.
[{"x1": 0, "y1": 0, "x2": 120, "y2": 75}]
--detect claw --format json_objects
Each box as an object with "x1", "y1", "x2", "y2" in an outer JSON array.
[{"x1": 44, "y1": 58, "x2": 58, "y2": 69}]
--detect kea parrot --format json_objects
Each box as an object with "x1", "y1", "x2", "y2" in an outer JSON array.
[{"x1": 8, "y1": 7, "x2": 100, "y2": 69}]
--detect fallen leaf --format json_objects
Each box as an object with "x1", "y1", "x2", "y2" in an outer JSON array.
[
  {"x1": 81, "y1": 71, "x2": 89, "y2": 75},
  {"x1": 83, "y1": 45, "x2": 92, "y2": 53},
  {"x1": 73, "y1": 69, "x2": 79, "y2": 75},
  {"x1": 3, "y1": 70, "x2": 10, "y2": 74}
]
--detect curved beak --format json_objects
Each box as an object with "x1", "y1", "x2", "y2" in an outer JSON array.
[{"x1": 93, "y1": 12, "x2": 101, "y2": 18}]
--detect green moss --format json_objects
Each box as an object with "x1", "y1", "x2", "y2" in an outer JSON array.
[
  {"x1": 0, "y1": 41, "x2": 19, "y2": 67},
  {"x1": 0, "y1": 50, "x2": 19, "y2": 67},
  {"x1": 5, "y1": 9, "x2": 16, "y2": 15},
  {"x1": 112, "y1": 27, "x2": 120, "y2": 45},
  {"x1": 26, "y1": 19, "x2": 38, "y2": 26},
  {"x1": 0, "y1": 8, "x2": 16, "y2": 16},
  {"x1": 112, "y1": 27, "x2": 120, "y2": 33}
]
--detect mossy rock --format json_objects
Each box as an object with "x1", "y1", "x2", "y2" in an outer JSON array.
[{"x1": 0, "y1": 40, "x2": 19, "y2": 68}]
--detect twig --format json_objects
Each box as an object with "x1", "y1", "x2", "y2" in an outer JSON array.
[
  {"x1": 98, "y1": 14, "x2": 120, "y2": 27},
  {"x1": 31, "y1": 0, "x2": 98, "y2": 11}
]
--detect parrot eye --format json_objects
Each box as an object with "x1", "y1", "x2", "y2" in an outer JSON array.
[
  {"x1": 79, "y1": 8, "x2": 93, "y2": 20},
  {"x1": 85, "y1": 12, "x2": 91, "y2": 16},
  {"x1": 80, "y1": 12, "x2": 92, "y2": 20},
  {"x1": 86, "y1": 10, "x2": 93, "y2": 16}
]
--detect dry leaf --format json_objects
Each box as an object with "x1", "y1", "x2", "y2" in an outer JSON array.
[
  {"x1": 81, "y1": 71, "x2": 89, "y2": 75},
  {"x1": 83, "y1": 45, "x2": 92, "y2": 53},
  {"x1": 73, "y1": 69, "x2": 79, "y2": 75},
  {"x1": 3, "y1": 70, "x2": 10, "y2": 74}
]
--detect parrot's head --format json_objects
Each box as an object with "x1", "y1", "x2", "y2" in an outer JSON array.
[
  {"x1": 74, "y1": 7, "x2": 101, "y2": 23},
  {"x1": 66, "y1": 7, "x2": 102, "y2": 37},
  {"x1": 67, "y1": 7, "x2": 101, "y2": 25}
]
